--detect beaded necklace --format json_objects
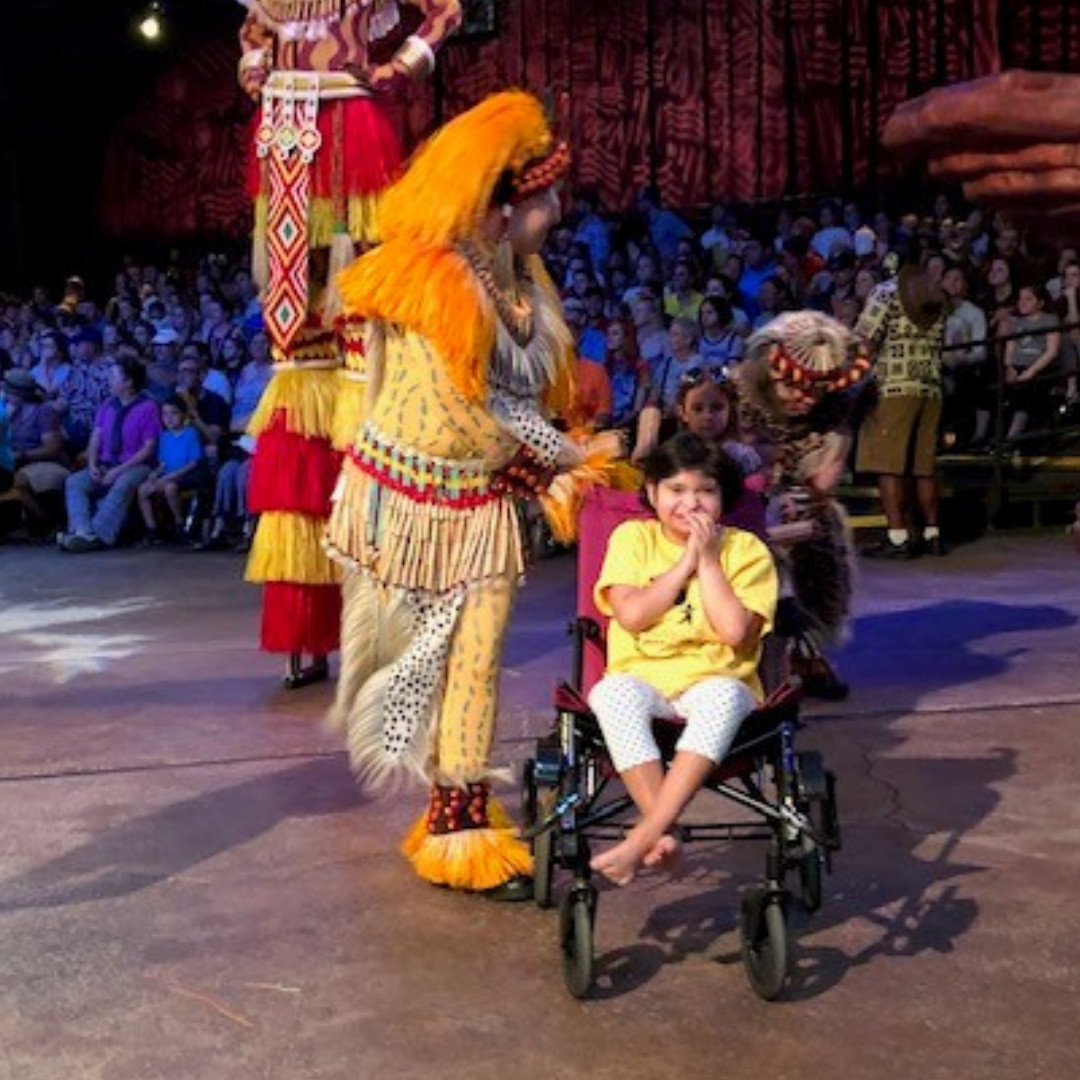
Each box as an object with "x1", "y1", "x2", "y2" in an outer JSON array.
[{"x1": 458, "y1": 241, "x2": 535, "y2": 348}]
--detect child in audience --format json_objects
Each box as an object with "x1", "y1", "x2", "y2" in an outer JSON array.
[
  {"x1": 137, "y1": 394, "x2": 204, "y2": 544},
  {"x1": 675, "y1": 371, "x2": 767, "y2": 536}
]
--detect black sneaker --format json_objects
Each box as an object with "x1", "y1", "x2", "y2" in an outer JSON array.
[
  {"x1": 862, "y1": 538, "x2": 920, "y2": 560},
  {"x1": 919, "y1": 534, "x2": 948, "y2": 556}
]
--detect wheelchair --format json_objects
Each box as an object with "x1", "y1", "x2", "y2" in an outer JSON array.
[{"x1": 519, "y1": 487, "x2": 841, "y2": 1001}]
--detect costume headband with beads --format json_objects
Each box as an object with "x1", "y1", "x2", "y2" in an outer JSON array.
[
  {"x1": 509, "y1": 140, "x2": 572, "y2": 204},
  {"x1": 767, "y1": 342, "x2": 872, "y2": 393}
]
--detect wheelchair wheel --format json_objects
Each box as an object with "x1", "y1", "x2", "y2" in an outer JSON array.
[
  {"x1": 520, "y1": 758, "x2": 538, "y2": 829},
  {"x1": 560, "y1": 885, "x2": 597, "y2": 999},
  {"x1": 532, "y1": 791, "x2": 556, "y2": 909},
  {"x1": 797, "y1": 832, "x2": 824, "y2": 914},
  {"x1": 740, "y1": 890, "x2": 788, "y2": 1001}
]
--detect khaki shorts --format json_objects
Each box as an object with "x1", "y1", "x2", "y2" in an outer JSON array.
[
  {"x1": 856, "y1": 395, "x2": 942, "y2": 478},
  {"x1": 17, "y1": 461, "x2": 70, "y2": 494}
]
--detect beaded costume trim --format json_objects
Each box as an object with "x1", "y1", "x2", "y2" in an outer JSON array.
[{"x1": 348, "y1": 424, "x2": 499, "y2": 509}]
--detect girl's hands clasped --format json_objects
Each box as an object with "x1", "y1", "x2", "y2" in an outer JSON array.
[{"x1": 686, "y1": 509, "x2": 722, "y2": 567}]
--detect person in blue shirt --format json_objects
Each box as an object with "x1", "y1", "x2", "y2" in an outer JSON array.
[
  {"x1": 637, "y1": 187, "x2": 693, "y2": 274},
  {"x1": 137, "y1": 394, "x2": 205, "y2": 544}
]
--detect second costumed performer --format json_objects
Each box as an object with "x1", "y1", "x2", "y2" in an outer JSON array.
[
  {"x1": 326, "y1": 91, "x2": 609, "y2": 899},
  {"x1": 735, "y1": 311, "x2": 872, "y2": 698},
  {"x1": 237, "y1": 0, "x2": 461, "y2": 687}
]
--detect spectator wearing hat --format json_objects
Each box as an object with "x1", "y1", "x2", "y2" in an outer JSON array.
[
  {"x1": 59, "y1": 276, "x2": 85, "y2": 316},
  {"x1": 62, "y1": 326, "x2": 111, "y2": 454},
  {"x1": 60, "y1": 357, "x2": 160, "y2": 552},
  {"x1": 146, "y1": 327, "x2": 181, "y2": 402},
  {"x1": 0, "y1": 367, "x2": 69, "y2": 536},
  {"x1": 563, "y1": 295, "x2": 607, "y2": 363}
]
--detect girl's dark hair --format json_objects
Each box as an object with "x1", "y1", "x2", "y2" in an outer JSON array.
[
  {"x1": 1018, "y1": 282, "x2": 1050, "y2": 307},
  {"x1": 640, "y1": 432, "x2": 744, "y2": 511},
  {"x1": 162, "y1": 394, "x2": 187, "y2": 413},
  {"x1": 698, "y1": 294, "x2": 734, "y2": 327}
]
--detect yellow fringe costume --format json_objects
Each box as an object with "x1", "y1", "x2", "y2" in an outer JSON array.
[{"x1": 326, "y1": 91, "x2": 597, "y2": 893}]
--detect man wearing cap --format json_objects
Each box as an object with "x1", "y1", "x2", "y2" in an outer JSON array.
[
  {"x1": 60, "y1": 356, "x2": 160, "y2": 552},
  {"x1": 63, "y1": 326, "x2": 112, "y2": 454},
  {"x1": 146, "y1": 328, "x2": 181, "y2": 403},
  {"x1": 0, "y1": 368, "x2": 69, "y2": 536}
]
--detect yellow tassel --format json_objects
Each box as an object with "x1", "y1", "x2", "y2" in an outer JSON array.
[
  {"x1": 248, "y1": 367, "x2": 340, "y2": 440},
  {"x1": 252, "y1": 197, "x2": 269, "y2": 291},
  {"x1": 401, "y1": 796, "x2": 533, "y2": 891},
  {"x1": 346, "y1": 194, "x2": 381, "y2": 246},
  {"x1": 330, "y1": 377, "x2": 366, "y2": 451},
  {"x1": 245, "y1": 512, "x2": 342, "y2": 585}
]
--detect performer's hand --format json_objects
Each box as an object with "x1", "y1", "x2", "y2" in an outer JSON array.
[
  {"x1": 241, "y1": 67, "x2": 268, "y2": 99},
  {"x1": 883, "y1": 70, "x2": 1080, "y2": 230},
  {"x1": 556, "y1": 437, "x2": 587, "y2": 470},
  {"x1": 360, "y1": 62, "x2": 408, "y2": 95}
]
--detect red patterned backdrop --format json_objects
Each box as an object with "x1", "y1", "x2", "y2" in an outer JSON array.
[{"x1": 100, "y1": 0, "x2": 1080, "y2": 239}]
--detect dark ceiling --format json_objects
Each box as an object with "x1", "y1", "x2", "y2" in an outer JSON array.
[{"x1": 1, "y1": 0, "x2": 241, "y2": 290}]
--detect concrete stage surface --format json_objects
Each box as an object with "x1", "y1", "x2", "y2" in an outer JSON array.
[{"x1": 1, "y1": 532, "x2": 1077, "y2": 1080}]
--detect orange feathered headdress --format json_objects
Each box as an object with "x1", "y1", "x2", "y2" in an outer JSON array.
[
  {"x1": 337, "y1": 90, "x2": 574, "y2": 407},
  {"x1": 378, "y1": 89, "x2": 562, "y2": 246}
]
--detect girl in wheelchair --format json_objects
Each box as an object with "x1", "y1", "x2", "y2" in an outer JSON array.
[{"x1": 588, "y1": 432, "x2": 778, "y2": 885}]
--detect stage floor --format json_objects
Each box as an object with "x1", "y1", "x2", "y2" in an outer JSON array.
[{"x1": 1, "y1": 531, "x2": 1078, "y2": 1079}]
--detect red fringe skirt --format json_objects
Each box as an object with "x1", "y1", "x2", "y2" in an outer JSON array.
[{"x1": 247, "y1": 96, "x2": 402, "y2": 200}]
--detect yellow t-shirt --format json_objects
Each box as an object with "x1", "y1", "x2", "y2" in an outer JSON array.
[{"x1": 594, "y1": 519, "x2": 778, "y2": 701}]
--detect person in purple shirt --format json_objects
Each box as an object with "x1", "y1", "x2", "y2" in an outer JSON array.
[{"x1": 59, "y1": 356, "x2": 161, "y2": 552}]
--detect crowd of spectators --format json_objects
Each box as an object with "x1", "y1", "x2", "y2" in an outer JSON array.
[
  {"x1": 3, "y1": 185, "x2": 1080, "y2": 552},
  {"x1": 0, "y1": 251, "x2": 272, "y2": 549},
  {"x1": 543, "y1": 188, "x2": 1080, "y2": 452}
]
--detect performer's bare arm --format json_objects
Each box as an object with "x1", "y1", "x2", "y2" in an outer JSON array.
[{"x1": 367, "y1": 0, "x2": 463, "y2": 89}]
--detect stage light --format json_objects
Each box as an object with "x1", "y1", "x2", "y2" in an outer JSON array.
[{"x1": 137, "y1": 3, "x2": 165, "y2": 42}]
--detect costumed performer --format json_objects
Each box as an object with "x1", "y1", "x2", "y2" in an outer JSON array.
[
  {"x1": 734, "y1": 311, "x2": 872, "y2": 700},
  {"x1": 326, "y1": 90, "x2": 608, "y2": 900},
  {"x1": 237, "y1": 0, "x2": 462, "y2": 687}
]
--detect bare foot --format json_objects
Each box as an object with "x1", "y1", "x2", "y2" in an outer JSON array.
[
  {"x1": 642, "y1": 832, "x2": 682, "y2": 872},
  {"x1": 589, "y1": 825, "x2": 659, "y2": 886}
]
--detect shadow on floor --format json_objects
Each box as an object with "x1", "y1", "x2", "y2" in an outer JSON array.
[
  {"x1": 547, "y1": 723, "x2": 1017, "y2": 1001},
  {"x1": 0, "y1": 758, "x2": 359, "y2": 913},
  {"x1": 837, "y1": 599, "x2": 1077, "y2": 705}
]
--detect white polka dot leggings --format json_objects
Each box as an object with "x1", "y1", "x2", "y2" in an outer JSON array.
[{"x1": 588, "y1": 674, "x2": 757, "y2": 773}]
